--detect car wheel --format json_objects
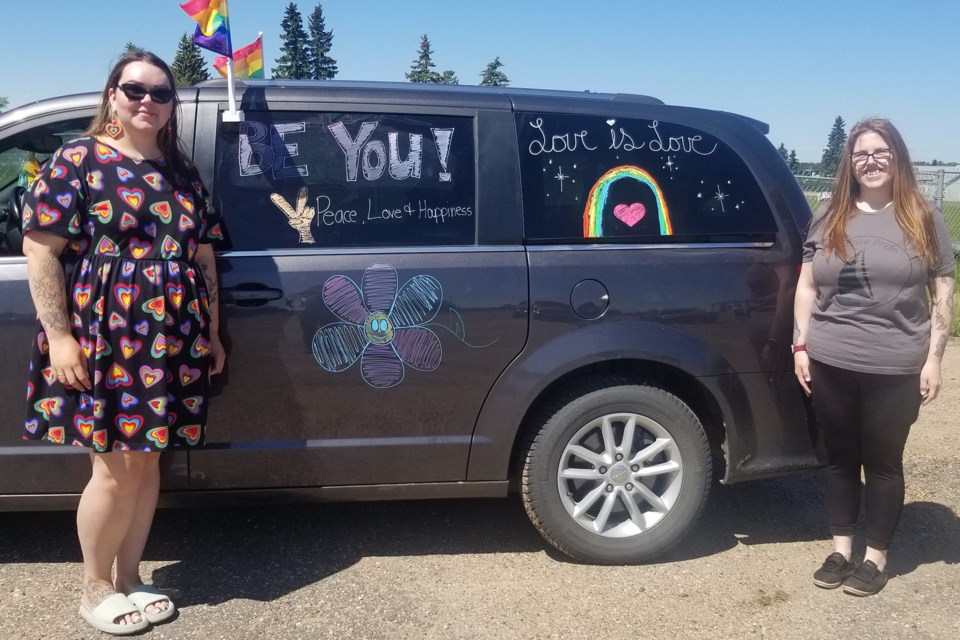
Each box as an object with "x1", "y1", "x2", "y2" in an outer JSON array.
[{"x1": 521, "y1": 380, "x2": 712, "y2": 564}]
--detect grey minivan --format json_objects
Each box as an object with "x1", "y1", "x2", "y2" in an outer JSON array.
[{"x1": 0, "y1": 80, "x2": 818, "y2": 563}]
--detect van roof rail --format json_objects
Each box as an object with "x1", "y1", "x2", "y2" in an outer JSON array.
[
  {"x1": 611, "y1": 93, "x2": 665, "y2": 105},
  {"x1": 192, "y1": 78, "x2": 664, "y2": 104}
]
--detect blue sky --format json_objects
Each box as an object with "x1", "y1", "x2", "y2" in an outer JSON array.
[{"x1": 2, "y1": 1, "x2": 957, "y2": 162}]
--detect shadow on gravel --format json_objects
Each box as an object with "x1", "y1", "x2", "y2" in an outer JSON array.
[
  {"x1": 146, "y1": 497, "x2": 545, "y2": 606},
  {"x1": 891, "y1": 501, "x2": 960, "y2": 577},
  {"x1": 661, "y1": 471, "x2": 829, "y2": 562},
  {"x1": 1, "y1": 472, "x2": 956, "y2": 605}
]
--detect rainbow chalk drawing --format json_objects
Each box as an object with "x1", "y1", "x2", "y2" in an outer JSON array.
[{"x1": 582, "y1": 165, "x2": 672, "y2": 238}]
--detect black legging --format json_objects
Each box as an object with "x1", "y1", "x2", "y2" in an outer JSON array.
[{"x1": 809, "y1": 359, "x2": 921, "y2": 551}]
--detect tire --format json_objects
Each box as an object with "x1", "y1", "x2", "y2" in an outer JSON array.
[{"x1": 521, "y1": 380, "x2": 712, "y2": 564}]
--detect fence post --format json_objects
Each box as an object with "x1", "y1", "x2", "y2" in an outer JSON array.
[{"x1": 936, "y1": 169, "x2": 945, "y2": 211}]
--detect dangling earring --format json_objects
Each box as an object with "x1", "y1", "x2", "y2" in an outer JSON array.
[{"x1": 105, "y1": 117, "x2": 124, "y2": 140}]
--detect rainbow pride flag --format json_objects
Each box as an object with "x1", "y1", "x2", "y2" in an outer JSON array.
[
  {"x1": 180, "y1": 0, "x2": 232, "y2": 56},
  {"x1": 214, "y1": 36, "x2": 264, "y2": 79}
]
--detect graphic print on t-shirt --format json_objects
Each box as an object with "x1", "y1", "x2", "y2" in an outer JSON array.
[
  {"x1": 835, "y1": 250, "x2": 873, "y2": 307},
  {"x1": 832, "y1": 235, "x2": 914, "y2": 310}
]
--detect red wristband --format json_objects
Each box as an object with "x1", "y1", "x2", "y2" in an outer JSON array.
[{"x1": 791, "y1": 344, "x2": 807, "y2": 354}]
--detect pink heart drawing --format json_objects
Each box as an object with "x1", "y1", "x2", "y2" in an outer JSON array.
[{"x1": 613, "y1": 202, "x2": 646, "y2": 227}]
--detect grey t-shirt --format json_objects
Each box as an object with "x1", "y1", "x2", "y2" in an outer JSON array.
[{"x1": 802, "y1": 204, "x2": 955, "y2": 374}]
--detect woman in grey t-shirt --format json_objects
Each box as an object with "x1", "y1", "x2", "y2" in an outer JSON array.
[{"x1": 793, "y1": 118, "x2": 955, "y2": 596}]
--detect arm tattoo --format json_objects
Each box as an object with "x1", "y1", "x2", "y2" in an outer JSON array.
[
  {"x1": 934, "y1": 276, "x2": 955, "y2": 333},
  {"x1": 935, "y1": 304, "x2": 948, "y2": 332},
  {"x1": 29, "y1": 252, "x2": 71, "y2": 334},
  {"x1": 793, "y1": 319, "x2": 800, "y2": 343},
  {"x1": 39, "y1": 310, "x2": 71, "y2": 334},
  {"x1": 933, "y1": 289, "x2": 948, "y2": 331},
  {"x1": 935, "y1": 335, "x2": 947, "y2": 359},
  {"x1": 200, "y1": 261, "x2": 219, "y2": 306},
  {"x1": 939, "y1": 276, "x2": 956, "y2": 309},
  {"x1": 930, "y1": 276, "x2": 954, "y2": 359}
]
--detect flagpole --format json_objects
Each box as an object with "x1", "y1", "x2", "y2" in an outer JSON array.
[
  {"x1": 221, "y1": 0, "x2": 242, "y2": 122},
  {"x1": 223, "y1": 57, "x2": 242, "y2": 122}
]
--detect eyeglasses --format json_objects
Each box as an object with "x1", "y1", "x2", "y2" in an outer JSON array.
[
  {"x1": 116, "y1": 82, "x2": 175, "y2": 104},
  {"x1": 851, "y1": 148, "x2": 893, "y2": 165}
]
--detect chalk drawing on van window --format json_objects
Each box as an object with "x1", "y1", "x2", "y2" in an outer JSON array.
[
  {"x1": 311, "y1": 264, "x2": 496, "y2": 389},
  {"x1": 699, "y1": 179, "x2": 745, "y2": 213},
  {"x1": 583, "y1": 166, "x2": 672, "y2": 238},
  {"x1": 327, "y1": 121, "x2": 427, "y2": 182},
  {"x1": 528, "y1": 116, "x2": 718, "y2": 158},
  {"x1": 326, "y1": 121, "x2": 454, "y2": 183},
  {"x1": 527, "y1": 117, "x2": 597, "y2": 156},
  {"x1": 714, "y1": 185, "x2": 728, "y2": 212},
  {"x1": 544, "y1": 164, "x2": 578, "y2": 199},
  {"x1": 270, "y1": 187, "x2": 318, "y2": 244},
  {"x1": 431, "y1": 128, "x2": 454, "y2": 182},
  {"x1": 239, "y1": 121, "x2": 309, "y2": 179}
]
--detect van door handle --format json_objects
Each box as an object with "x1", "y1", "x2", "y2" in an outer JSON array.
[{"x1": 221, "y1": 284, "x2": 284, "y2": 306}]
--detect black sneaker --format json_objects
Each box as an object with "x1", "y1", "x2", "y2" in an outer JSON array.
[
  {"x1": 842, "y1": 560, "x2": 888, "y2": 596},
  {"x1": 813, "y1": 552, "x2": 855, "y2": 589}
]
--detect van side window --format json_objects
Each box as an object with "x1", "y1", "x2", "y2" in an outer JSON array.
[
  {"x1": 515, "y1": 113, "x2": 777, "y2": 243},
  {"x1": 215, "y1": 111, "x2": 476, "y2": 250},
  {"x1": 0, "y1": 122, "x2": 89, "y2": 257}
]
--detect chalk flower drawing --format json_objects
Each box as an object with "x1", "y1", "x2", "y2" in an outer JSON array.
[{"x1": 312, "y1": 264, "x2": 443, "y2": 388}]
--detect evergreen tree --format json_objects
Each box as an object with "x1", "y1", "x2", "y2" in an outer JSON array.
[
  {"x1": 820, "y1": 116, "x2": 847, "y2": 176},
  {"x1": 777, "y1": 142, "x2": 789, "y2": 162},
  {"x1": 171, "y1": 33, "x2": 211, "y2": 86},
  {"x1": 123, "y1": 42, "x2": 142, "y2": 55},
  {"x1": 406, "y1": 34, "x2": 443, "y2": 83},
  {"x1": 479, "y1": 57, "x2": 509, "y2": 87},
  {"x1": 788, "y1": 149, "x2": 800, "y2": 173},
  {"x1": 306, "y1": 4, "x2": 338, "y2": 80},
  {"x1": 439, "y1": 69, "x2": 459, "y2": 85},
  {"x1": 273, "y1": 2, "x2": 311, "y2": 80},
  {"x1": 0, "y1": 96, "x2": 8, "y2": 112}
]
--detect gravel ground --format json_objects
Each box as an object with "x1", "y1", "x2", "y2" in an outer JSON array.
[{"x1": 2, "y1": 343, "x2": 959, "y2": 640}]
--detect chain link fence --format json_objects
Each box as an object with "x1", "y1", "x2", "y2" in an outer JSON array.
[
  {"x1": 0, "y1": 153, "x2": 27, "y2": 186},
  {"x1": 796, "y1": 170, "x2": 960, "y2": 251}
]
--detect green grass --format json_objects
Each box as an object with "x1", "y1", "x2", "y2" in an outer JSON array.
[
  {"x1": 941, "y1": 203, "x2": 960, "y2": 338},
  {"x1": 942, "y1": 201, "x2": 960, "y2": 241},
  {"x1": 0, "y1": 166, "x2": 21, "y2": 187},
  {"x1": 0, "y1": 150, "x2": 29, "y2": 188}
]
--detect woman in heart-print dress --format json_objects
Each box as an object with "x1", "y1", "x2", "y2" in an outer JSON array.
[{"x1": 21, "y1": 51, "x2": 225, "y2": 635}]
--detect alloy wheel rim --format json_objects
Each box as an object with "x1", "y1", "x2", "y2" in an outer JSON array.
[{"x1": 557, "y1": 412, "x2": 683, "y2": 538}]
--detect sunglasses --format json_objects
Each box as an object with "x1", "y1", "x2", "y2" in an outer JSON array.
[{"x1": 116, "y1": 82, "x2": 175, "y2": 104}]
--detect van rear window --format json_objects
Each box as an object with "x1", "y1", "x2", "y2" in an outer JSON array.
[
  {"x1": 515, "y1": 113, "x2": 777, "y2": 244},
  {"x1": 215, "y1": 111, "x2": 476, "y2": 250}
]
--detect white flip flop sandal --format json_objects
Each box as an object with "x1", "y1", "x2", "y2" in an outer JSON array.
[
  {"x1": 126, "y1": 584, "x2": 176, "y2": 624},
  {"x1": 79, "y1": 592, "x2": 149, "y2": 635}
]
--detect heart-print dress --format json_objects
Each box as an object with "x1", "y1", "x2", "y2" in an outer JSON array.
[{"x1": 21, "y1": 137, "x2": 223, "y2": 451}]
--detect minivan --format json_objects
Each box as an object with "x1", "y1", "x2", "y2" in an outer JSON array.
[{"x1": 0, "y1": 80, "x2": 817, "y2": 563}]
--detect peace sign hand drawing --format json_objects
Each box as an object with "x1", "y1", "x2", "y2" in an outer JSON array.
[{"x1": 270, "y1": 187, "x2": 317, "y2": 244}]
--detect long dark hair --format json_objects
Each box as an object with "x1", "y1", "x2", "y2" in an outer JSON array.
[
  {"x1": 821, "y1": 118, "x2": 936, "y2": 267},
  {"x1": 84, "y1": 50, "x2": 197, "y2": 190}
]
